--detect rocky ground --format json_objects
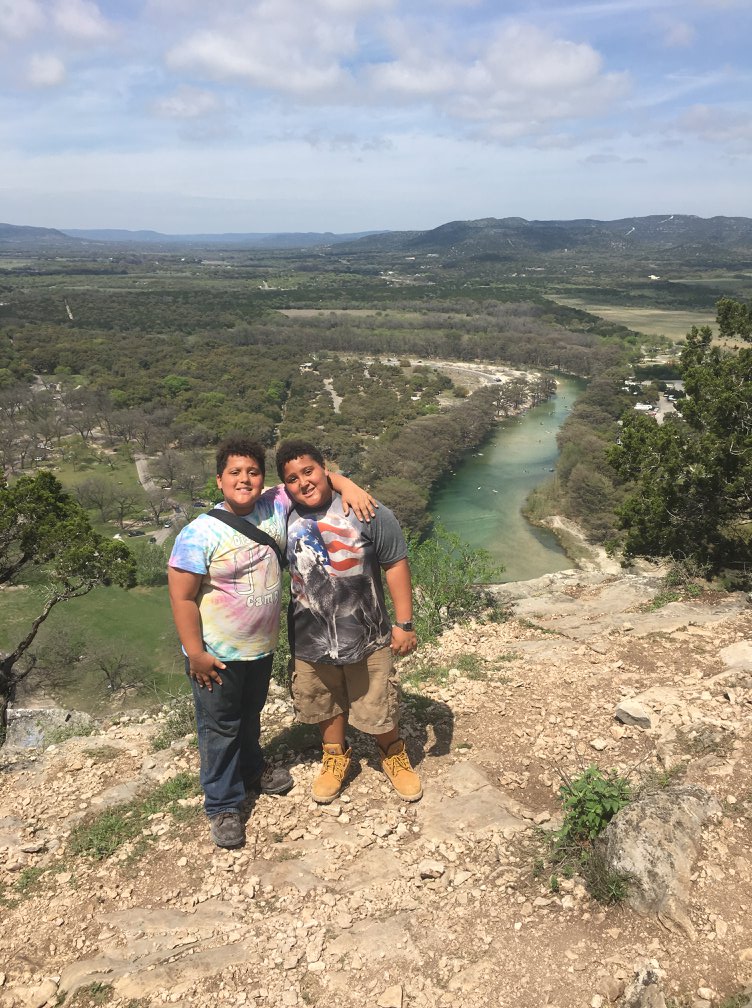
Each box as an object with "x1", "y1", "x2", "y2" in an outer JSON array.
[{"x1": 1, "y1": 569, "x2": 751, "y2": 1008}]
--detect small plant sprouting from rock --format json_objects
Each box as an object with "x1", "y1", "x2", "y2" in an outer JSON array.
[
  {"x1": 64, "y1": 982, "x2": 116, "y2": 1006},
  {"x1": 557, "y1": 764, "x2": 632, "y2": 843},
  {"x1": 718, "y1": 993, "x2": 752, "y2": 1008},
  {"x1": 637, "y1": 761, "x2": 688, "y2": 795},
  {"x1": 45, "y1": 722, "x2": 96, "y2": 746},
  {"x1": 675, "y1": 724, "x2": 735, "y2": 759},
  {"x1": 547, "y1": 763, "x2": 633, "y2": 905}
]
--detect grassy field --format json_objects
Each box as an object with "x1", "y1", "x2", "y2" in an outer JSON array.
[
  {"x1": 279, "y1": 308, "x2": 427, "y2": 320},
  {"x1": 1, "y1": 584, "x2": 187, "y2": 714},
  {"x1": 553, "y1": 299, "x2": 714, "y2": 342},
  {"x1": 53, "y1": 442, "x2": 144, "y2": 493}
]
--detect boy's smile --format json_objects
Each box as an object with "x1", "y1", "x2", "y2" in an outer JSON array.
[
  {"x1": 217, "y1": 454, "x2": 265, "y2": 515},
  {"x1": 282, "y1": 454, "x2": 332, "y2": 510}
]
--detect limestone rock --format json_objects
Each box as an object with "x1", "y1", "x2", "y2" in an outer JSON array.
[
  {"x1": 718, "y1": 640, "x2": 752, "y2": 671},
  {"x1": 614, "y1": 699, "x2": 652, "y2": 729},
  {"x1": 418, "y1": 859, "x2": 445, "y2": 879},
  {"x1": 5, "y1": 708, "x2": 94, "y2": 749},
  {"x1": 621, "y1": 963, "x2": 666, "y2": 1008},
  {"x1": 27, "y1": 978, "x2": 58, "y2": 1008},
  {"x1": 599, "y1": 786, "x2": 721, "y2": 938},
  {"x1": 377, "y1": 985, "x2": 403, "y2": 1008}
]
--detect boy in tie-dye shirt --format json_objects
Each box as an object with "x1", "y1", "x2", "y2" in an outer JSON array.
[{"x1": 168, "y1": 434, "x2": 374, "y2": 849}]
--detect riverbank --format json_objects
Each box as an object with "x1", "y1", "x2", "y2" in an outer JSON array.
[
  {"x1": 429, "y1": 374, "x2": 585, "y2": 582},
  {"x1": 360, "y1": 361, "x2": 558, "y2": 539}
]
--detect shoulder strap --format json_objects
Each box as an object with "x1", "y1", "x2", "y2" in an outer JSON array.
[{"x1": 207, "y1": 508, "x2": 285, "y2": 568}]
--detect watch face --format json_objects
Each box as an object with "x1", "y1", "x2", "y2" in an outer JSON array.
[{"x1": 397, "y1": 621, "x2": 414, "y2": 631}]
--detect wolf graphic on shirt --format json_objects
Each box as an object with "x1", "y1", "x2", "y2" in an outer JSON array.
[{"x1": 290, "y1": 519, "x2": 382, "y2": 662}]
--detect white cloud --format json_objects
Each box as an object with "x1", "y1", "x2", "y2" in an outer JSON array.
[
  {"x1": 27, "y1": 52, "x2": 66, "y2": 86},
  {"x1": 301, "y1": 128, "x2": 393, "y2": 152},
  {"x1": 582, "y1": 151, "x2": 646, "y2": 164},
  {"x1": 676, "y1": 103, "x2": 752, "y2": 149},
  {"x1": 165, "y1": 2, "x2": 363, "y2": 95},
  {"x1": 169, "y1": 30, "x2": 350, "y2": 93},
  {"x1": 52, "y1": 0, "x2": 112, "y2": 41},
  {"x1": 653, "y1": 15, "x2": 696, "y2": 47},
  {"x1": 153, "y1": 86, "x2": 222, "y2": 119},
  {"x1": 316, "y1": 0, "x2": 391, "y2": 12},
  {"x1": 369, "y1": 21, "x2": 628, "y2": 137},
  {"x1": 0, "y1": 0, "x2": 44, "y2": 39}
]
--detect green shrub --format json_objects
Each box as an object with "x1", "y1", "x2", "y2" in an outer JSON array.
[
  {"x1": 557, "y1": 764, "x2": 631, "y2": 843},
  {"x1": 545, "y1": 764, "x2": 633, "y2": 905},
  {"x1": 406, "y1": 525, "x2": 503, "y2": 642}
]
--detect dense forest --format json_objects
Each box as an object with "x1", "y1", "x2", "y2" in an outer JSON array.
[{"x1": 0, "y1": 246, "x2": 648, "y2": 534}]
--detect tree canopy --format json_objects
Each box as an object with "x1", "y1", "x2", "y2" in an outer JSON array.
[{"x1": 609, "y1": 300, "x2": 752, "y2": 572}]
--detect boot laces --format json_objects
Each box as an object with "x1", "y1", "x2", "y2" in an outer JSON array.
[
  {"x1": 323, "y1": 752, "x2": 347, "y2": 781},
  {"x1": 385, "y1": 749, "x2": 411, "y2": 773}
]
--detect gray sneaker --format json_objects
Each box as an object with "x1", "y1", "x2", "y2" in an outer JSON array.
[
  {"x1": 209, "y1": 811, "x2": 244, "y2": 848},
  {"x1": 247, "y1": 763, "x2": 294, "y2": 796}
]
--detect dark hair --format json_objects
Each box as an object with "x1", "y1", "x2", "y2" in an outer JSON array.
[
  {"x1": 215, "y1": 434, "x2": 266, "y2": 476},
  {"x1": 275, "y1": 439, "x2": 325, "y2": 479}
]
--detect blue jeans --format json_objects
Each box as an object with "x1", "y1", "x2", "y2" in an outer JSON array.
[{"x1": 188, "y1": 655, "x2": 273, "y2": 816}]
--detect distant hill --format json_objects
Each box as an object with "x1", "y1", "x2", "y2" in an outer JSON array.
[
  {"x1": 0, "y1": 223, "x2": 84, "y2": 247},
  {"x1": 4, "y1": 215, "x2": 752, "y2": 264},
  {"x1": 59, "y1": 229, "x2": 385, "y2": 249},
  {"x1": 335, "y1": 214, "x2": 752, "y2": 264}
]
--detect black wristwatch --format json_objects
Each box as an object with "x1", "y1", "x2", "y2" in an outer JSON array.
[{"x1": 394, "y1": 620, "x2": 414, "y2": 632}]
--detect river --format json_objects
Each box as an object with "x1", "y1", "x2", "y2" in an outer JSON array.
[{"x1": 430, "y1": 375, "x2": 585, "y2": 583}]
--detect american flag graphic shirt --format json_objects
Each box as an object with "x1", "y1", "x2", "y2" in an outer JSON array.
[{"x1": 286, "y1": 493, "x2": 407, "y2": 664}]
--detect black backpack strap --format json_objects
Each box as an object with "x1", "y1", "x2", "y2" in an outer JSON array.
[{"x1": 207, "y1": 508, "x2": 286, "y2": 568}]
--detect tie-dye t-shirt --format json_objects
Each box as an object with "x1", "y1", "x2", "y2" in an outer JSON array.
[{"x1": 168, "y1": 485, "x2": 291, "y2": 661}]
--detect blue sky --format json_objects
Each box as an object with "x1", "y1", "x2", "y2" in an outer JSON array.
[{"x1": 1, "y1": 0, "x2": 750, "y2": 233}]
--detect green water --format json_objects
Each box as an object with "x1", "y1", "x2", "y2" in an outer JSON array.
[{"x1": 430, "y1": 375, "x2": 585, "y2": 583}]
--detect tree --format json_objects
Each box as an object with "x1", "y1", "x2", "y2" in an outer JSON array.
[
  {"x1": 370, "y1": 477, "x2": 430, "y2": 536},
  {"x1": 110, "y1": 486, "x2": 142, "y2": 530},
  {"x1": 87, "y1": 644, "x2": 141, "y2": 693},
  {"x1": 76, "y1": 475, "x2": 115, "y2": 521},
  {"x1": 0, "y1": 471, "x2": 136, "y2": 731},
  {"x1": 144, "y1": 487, "x2": 172, "y2": 525},
  {"x1": 151, "y1": 450, "x2": 182, "y2": 487},
  {"x1": 406, "y1": 525, "x2": 502, "y2": 641},
  {"x1": 609, "y1": 302, "x2": 752, "y2": 570}
]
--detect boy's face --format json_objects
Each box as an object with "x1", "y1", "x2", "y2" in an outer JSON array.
[
  {"x1": 282, "y1": 454, "x2": 331, "y2": 509},
  {"x1": 217, "y1": 454, "x2": 265, "y2": 515}
]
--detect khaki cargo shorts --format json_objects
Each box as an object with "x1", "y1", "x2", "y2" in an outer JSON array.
[{"x1": 291, "y1": 646, "x2": 399, "y2": 735}]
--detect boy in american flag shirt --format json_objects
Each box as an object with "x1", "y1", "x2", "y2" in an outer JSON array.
[{"x1": 276, "y1": 439, "x2": 422, "y2": 805}]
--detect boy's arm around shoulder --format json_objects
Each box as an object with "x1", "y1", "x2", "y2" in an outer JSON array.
[{"x1": 327, "y1": 471, "x2": 377, "y2": 522}]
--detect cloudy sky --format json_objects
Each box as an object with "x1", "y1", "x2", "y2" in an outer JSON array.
[{"x1": 1, "y1": 0, "x2": 750, "y2": 233}]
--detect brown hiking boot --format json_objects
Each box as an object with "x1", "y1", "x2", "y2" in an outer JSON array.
[
  {"x1": 312, "y1": 743, "x2": 351, "y2": 804},
  {"x1": 379, "y1": 739, "x2": 422, "y2": 802}
]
